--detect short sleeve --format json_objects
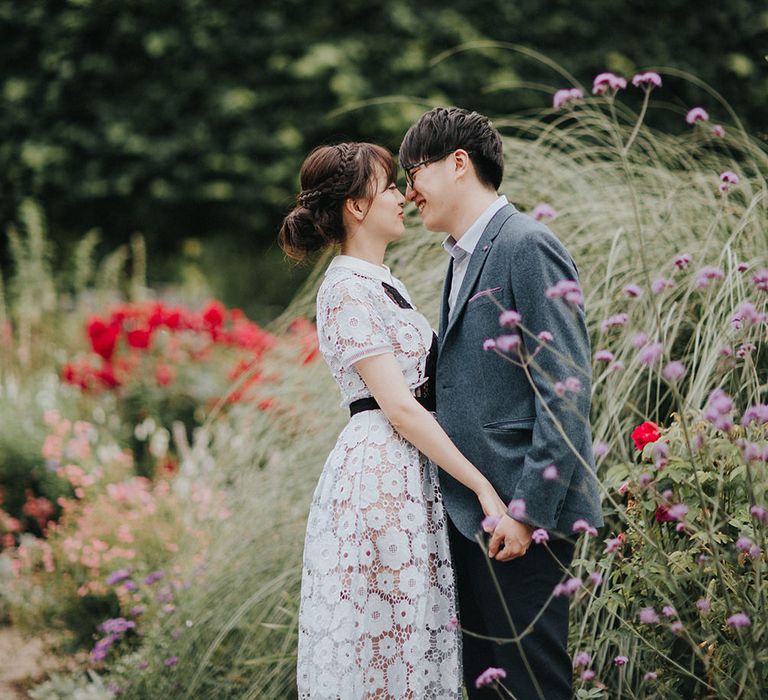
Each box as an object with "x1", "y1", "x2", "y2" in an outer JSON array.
[{"x1": 318, "y1": 278, "x2": 394, "y2": 368}]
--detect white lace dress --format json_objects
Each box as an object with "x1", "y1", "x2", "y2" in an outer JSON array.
[{"x1": 297, "y1": 255, "x2": 462, "y2": 699}]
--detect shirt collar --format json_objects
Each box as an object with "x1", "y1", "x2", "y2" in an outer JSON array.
[
  {"x1": 442, "y1": 195, "x2": 508, "y2": 260},
  {"x1": 326, "y1": 254, "x2": 395, "y2": 283}
]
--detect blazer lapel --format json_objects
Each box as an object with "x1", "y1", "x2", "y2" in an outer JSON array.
[
  {"x1": 441, "y1": 204, "x2": 516, "y2": 345},
  {"x1": 438, "y1": 258, "x2": 453, "y2": 341}
]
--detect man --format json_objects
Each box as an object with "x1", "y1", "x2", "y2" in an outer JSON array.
[{"x1": 399, "y1": 107, "x2": 603, "y2": 699}]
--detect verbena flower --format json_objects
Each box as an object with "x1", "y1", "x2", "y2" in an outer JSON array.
[
  {"x1": 475, "y1": 667, "x2": 507, "y2": 688},
  {"x1": 594, "y1": 349, "x2": 614, "y2": 363},
  {"x1": 507, "y1": 499, "x2": 527, "y2": 520},
  {"x1": 667, "y1": 504, "x2": 688, "y2": 521},
  {"x1": 670, "y1": 620, "x2": 684, "y2": 634},
  {"x1": 632, "y1": 71, "x2": 662, "y2": 88},
  {"x1": 553, "y1": 87, "x2": 584, "y2": 109},
  {"x1": 639, "y1": 341, "x2": 664, "y2": 366},
  {"x1": 499, "y1": 310, "x2": 522, "y2": 327},
  {"x1": 652, "y1": 277, "x2": 674, "y2": 294},
  {"x1": 593, "y1": 441, "x2": 609, "y2": 458},
  {"x1": 632, "y1": 332, "x2": 649, "y2": 349},
  {"x1": 532, "y1": 203, "x2": 557, "y2": 221},
  {"x1": 545, "y1": 280, "x2": 583, "y2": 306},
  {"x1": 685, "y1": 107, "x2": 709, "y2": 124},
  {"x1": 695, "y1": 266, "x2": 724, "y2": 289},
  {"x1": 592, "y1": 72, "x2": 627, "y2": 95},
  {"x1": 554, "y1": 577, "x2": 582, "y2": 597},
  {"x1": 543, "y1": 464, "x2": 559, "y2": 480},
  {"x1": 623, "y1": 283, "x2": 642, "y2": 298},
  {"x1": 644, "y1": 671, "x2": 658, "y2": 681},
  {"x1": 164, "y1": 656, "x2": 179, "y2": 667},
  {"x1": 587, "y1": 572, "x2": 603, "y2": 587},
  {"x1": 572, "y1": 519, "x2": 598, "y2": 536},
  {"x1": 720, "y1": 170, "x2": 739, "y2": 185},
  {"x1": 496, "y1": 334, "x2": 521, "y2": 352},
  {"x1": 600, "y1": 313, "x2": 629, "y2": 332},
  {"x1": 481, "y1": 515, "x2": 500, "y2": 533},
  {"x1": 639, "y1": 473, "x2": 653, "y2": 487},
  {"x1": 581, "y1": 669, "x2": 595, "y2": 681},
  {"x1": 726, "y1": 613, "x2": 751, "y2": 628},
  {"x1": 532, "y1": 528, "x2": 549, "y2": 544},
  {"x1": 447, "y1": 616, "x2": 458, "y2": 631},
  {"x1": 663, "y1": 361, "x2": 686, "y2": 381},
  {"x1": 711, "y1": 125, "x2": 725, "y2": 137},
  {"x1": 106, "y1": 568, "x2": 132, "y2": 586},
  {"x1": 673, "y1": 253, "x2": 692, "y2": 269},
  {"x1": 573, "y1": 651, "x2": 591, "y2": 667},
  {"x1": 537, "y1": 330, "x2": 553, "y2": 343},
  {"x1": 752, "y1": 268, "x2": 768, "y2": 292},
  {"x1": 750, "y1": 505, "x2": 768, "y2": 523},
  {"x1": 662, "y1": 605, "x2": 677, "y2": 617},
  {"x1": 604, "y1": 536, "x2": 623, "y2": 554},
  {"x1": 735, "y1": 536, "x2": 753, "y2": 552},
  {"x1": 696, "y1": 598, "x2": 711, "y2": 613},
  {"x1": 565, "y1": 376, "x2": 582, "y2": 393},
  {"x1": 639, "y1": 607, "x2": 659, "y2": 624},
  {"x1": 614, "y1": 655, "x2": 629, "y2": 666},
  {"x1": 483, "y1": 338, "x2": 497, "y2": 351}
]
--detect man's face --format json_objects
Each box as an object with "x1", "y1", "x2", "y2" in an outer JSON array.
[{"x1": 404, "y1": 152, "x2": 457, "y2": 233}]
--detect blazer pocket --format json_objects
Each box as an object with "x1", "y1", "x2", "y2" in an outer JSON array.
[{"x1": 483, "y1": 416, "x2": 535, "y2": 432}]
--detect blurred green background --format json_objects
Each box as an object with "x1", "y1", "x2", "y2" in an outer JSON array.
[{"x1": 2, "y1": 0, "x2": 767, "y2": 323}]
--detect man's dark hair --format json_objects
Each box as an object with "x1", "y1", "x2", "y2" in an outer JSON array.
[{"x1": 399, "y1": 107, "x2": 504, "y2": 190}]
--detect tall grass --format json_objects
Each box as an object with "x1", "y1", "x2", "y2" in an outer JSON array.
[{"x1": 81, "y1": 80, "x2": 768, "y2": 698}]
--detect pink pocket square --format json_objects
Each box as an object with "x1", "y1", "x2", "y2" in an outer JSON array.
[{"x1": 469, "y1": 286, "x2": 502, "y2": 303}]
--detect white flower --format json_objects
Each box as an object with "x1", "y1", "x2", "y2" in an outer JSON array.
[
  {"x1": 376, "y1": 527, "x2": 411, "y2": 569},
  {"x1": 386, "y1": 658, "x2": 408, "y2": 697},
  {"x1": 368, "y1": 417, "x2": 395, "y2": 445},
  {"x1": 399, "y1": 565, "x2": 425, "y2": 596},
  {"x1": 336, "y1": 509, "x2": 357, "y2": 537},
  {"x1": 358, "y1": 539, "x2": 375, "y2": 567},
  {"x1": 385, "y1": 440, "x2": 411, "y2": 467},
  {"x1": 378, "y1": 635, "x2": 396, "y2": 658},
  {"x1": 398, "y1": 500, "x2": 426, "y2": 531},
  {"x1": 364, "y1": 666, "x2": 383, "y2": 691},
  {"x1": 381, "y1": 469, "x2": 405, "y2": 496},
  {"x1": 393, "y1": 599, "x2": 416, "y2": 627},
  {"x1": 396, "y1": 324, "x2": 422, "y2": 353},
  {"x1": 332, "y1": 477, "x2": 353, "y2": 502},
  {"x1": 436, "y1": 563, "x2": 454, "y2": 589},
  {"x1": 338, "y1": 541, "x2": 357, "y2": 569},
  {"x1": 359, "y1": 472, "x2": 380, "y2": 508},
  {"x1": 436, "y1": 628, "x2": 456, "y2": 654},
  {"x1": 366, "y1": 507, "x2": 387, "y2": 530},
  {"x1": 313, "y1": 532, "x2": 339, "y2": 573},
  {"x1": 427, "y1": 586, "x2": 452, "y2": 626},
  {"x1": 336, "y1": 302, "x2": 373, "y2": 341},
  {"x1": 376, "y1": 570, "x2": 395, "y2": 593},
  {"x1": 365, "y1": 593, "x2": 393, "y2": 637},
  {"x1": 335, "y1": 641, "x2": 355, "y2": 670},
  {"x1": 319, "y1": 573, "x2": 342, "y2": 604}
]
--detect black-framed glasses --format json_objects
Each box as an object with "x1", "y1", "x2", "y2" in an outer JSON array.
[{"x1": 403, "y1": 150, "x2": 455, "y2": 188}]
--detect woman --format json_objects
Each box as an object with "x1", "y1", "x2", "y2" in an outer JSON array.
[{"x1": 280, "y1": 142, "x2": 507, "y2": 699}]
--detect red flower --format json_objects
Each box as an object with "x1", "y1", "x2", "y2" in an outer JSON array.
[
  {"x1": 654, "y1": 505, "x2": 676, "y2": 523},
  {"x1": 202, "y1": 300, "x2": 226, "y2": 329},
  {"x1": 126, "y1": 328, "x2": 152, "y2": 350},
  {"x1": 87, "y1": 318, "x2": 120, "y2": 360},
  {"x1": 96, "y1": 363, "x2": 120, "y2": 388},
  {"x1": 631, "y1": 421, "x2": 660, "y2": 451},
  {"x1": 155, "y1": 364, "x2": 175, "y2": 386}
]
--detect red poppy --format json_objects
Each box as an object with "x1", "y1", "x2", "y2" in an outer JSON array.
[
  {"x1": 126, "y1": 328, "x2": 152, "y2": 350},
  {"x1": 202, "y1": 300, "x2": 226, "y2": 329},
  {"x1": 631, "y1": 421, "x2": 661, "y2": 451},
  {"x1": 87, "y1": 318, "x2": 120, "y2": 360}
]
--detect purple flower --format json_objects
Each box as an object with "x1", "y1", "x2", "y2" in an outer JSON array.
[
  {"x1": 631, "y1": 332, "x2": 649, "y2": 349},
  {"x1": 686, "y1": 107, "x2": 709, "y2": 124},
  {"x1": 736, "y1": 536, "x2": 753, "y2": 552},
  {"x1": 639, "y1": 607, "x2": 659, "y2": 624},
  {"x1": 587, "y1": 571, "x2": 603, "y2": 587},
  {"x1": 614, "y1": 655, "x2": 629, "y2": 667},
  {"x1": 673, "y1": 253, "x2": 692, "y2": 269},
  {"x1": 581, "y1": 669, "x2": 596, "y2": 681},
  {"x1": 532, "y1": 528, "x2": 549, "y2": 544},
  {"x1": 593, "y1": 441, "x2": 609, "y2": 458},
  {"x1": 726, "y1": 612, "x2": 751, "y2": 628},
  {"x1": 604, "y1": 536, "x2": 623, "y2": 554},
  {"x1": 720, "y1": 170, "x2": 739, "y2": 185},
  {"x1": 573, "y1": 651, "x2": 591, "y2": 667},
  {"x1": 639, "y1": 341, "x2": 664, "y2": 366},
  {"x1": 123, "y1": 580, "x2": 137, "y2": 592},
  {"x1": 106, "y1": 569, "x2": 132, "y2": 586},
  {"x1": 600, "y1": 313, "x2": 629, "y2": 332},
  {"x1": 750, "y1": 505, "x2": 768, "y2": 523},
  {"x1": 733, "y1": 302, "x2": 765, "y2": 327},
  {"x1": 553, "y1": 577, "x2": 582, "y2": 597},
  {"x1": 662, "y1": 605, "x2": 677, "y2": 618},
  {"x1": 475, "y1": 667, "x2": 507, "y2": 688},
  {"x1": 594, "y1": 349, "x2": 614, "y2": 363},
  {"x1": 137, "y1": 660, "x2": 149, "y2": 670},
  {"x1": 667, "y1": 504, "x2": 688, "y2": 521},
  {"x1": 695, "y1": 266, "x2": 724, "y2": 289},
  {"x1": 652, "y1": 277, "x2": 675, "y2": 294},
  {"x1": 553, "y1": 87, "x2": 584, "y2": 109},
  {"x1": 572, "y1": 519, "x2": 598, "y2": 537},
  {"x1": 143, "y1": 569, "x2": 165, "y2": 585},
  {"x1": 696, "y1": 598, "x2": 711, "y2": 613},
  {"x1": 499, "y1": 310, "x2": 521, "y2": 327},
  {"x1": 532, "y1": 203, "x2": 557, "y2": 221},
  {"x1": 632, "y1": 71, "x2": 662, "y2": 88},
  {"x1": 752, "y1": 268, "x2": 768, "y2": 292},
  {"x1": 130, "y1": 606, "x2": 145, "y2": 617},
  {"x1": 483, "y1": 338, "x2": 497, "y2": 351},
  {"x1": 543, "y1": 464, "x2": 559, "y2": 480},
  {"x1": 592, "y1": 72, "x2": 627, "y2": 95},
  {"x1": 537, "y1": 330, "x2": 554, "y2": 343},
  {"x1": 496, "y1": 334, "x2": 521, "y2": 352},
  {"x1": 711, "y1": 125, "x2": 725, "y2": 137},
  {"x1": 481, "y1": 515, "x2": 500, "y2": 533},
  {"x1": 99, "y1": 617, "x2": 136, "y2": 635},
  {"x1": 737, "y1": 342, "x2": 756, "y2": 358},
  {"x1": 748, "y1": 544, "x2": 761, "y2": 559},
  {"x1": 662, "y1": 361, "x2": 686, "y2": 382},
  {"x1": 164, "y1": 655, "x2": 179, "y2": 667},
  {"x1": 644, "y1": 671, "x2": 658, "y2": 681},
  {"x1": 507, "y1": 499, "x2": 527, "y2": 520},
  {"x1": 638, "y1": 472, "x2": 652, "y2": 487},
  {"x1": 623, "y1": 283, "x2": 643, "y2": 298}
]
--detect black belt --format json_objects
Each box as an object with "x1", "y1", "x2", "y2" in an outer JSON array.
[{"x1": 349, "y1": 328, "x2": 438, "y2": 417}]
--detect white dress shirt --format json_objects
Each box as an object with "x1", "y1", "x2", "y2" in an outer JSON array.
[{"x1": 443, "y1": 195, "x2": 508, "y2": 319}]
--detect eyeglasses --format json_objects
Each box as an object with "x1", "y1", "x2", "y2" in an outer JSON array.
[{"x1": 403, "y1": 150, "x2": 455, "y2": 188}]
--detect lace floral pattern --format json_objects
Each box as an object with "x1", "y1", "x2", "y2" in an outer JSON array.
[{"x1": 297, "y1": 260, "x2": 461, "y2": 699}]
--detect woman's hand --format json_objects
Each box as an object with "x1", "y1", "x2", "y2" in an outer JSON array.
[{"x1": 475, "y1": 481, "x2": 507, "y2": 521}]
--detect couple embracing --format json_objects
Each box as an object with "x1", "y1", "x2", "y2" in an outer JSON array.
[{"x1": 281, "y1": 107, "x2": 603, "y2": 699}]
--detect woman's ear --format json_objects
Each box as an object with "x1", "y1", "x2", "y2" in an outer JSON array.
[{"x1": 344, "y1": 196, "x2": 367, "y2": 222}]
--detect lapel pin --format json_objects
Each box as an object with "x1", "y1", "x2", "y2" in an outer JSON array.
[{"x1": 483, "y1": 245, "x2": 490, "y2": 251}]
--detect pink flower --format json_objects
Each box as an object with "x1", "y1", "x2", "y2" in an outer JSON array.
[
  {"x1": 667, "y1": 504, "x2": 688, "y2": 521},
  {"x1": 532, "y1": 203, "x2": 557, "y2": 221},
  {"x1": 447, "y1": 616, "x2": 458, "y2": 631},
  {"x1": 499, "y1": 310, "x2": 521, "y2": 327},
  {"x1": 592, "y1": 72, "x2": 627, "y2": 95},
  {"x1": 735, "y1": 536, "x2": 753, "y2": 552},
  {"x1": 475, "y1": 667, "x2": 507, "y2": 688},
  {"x1": 696, "y1": 598, "x2": 711, "y2": 613},
  {"x1": 673, "y1": 253, "x2": 692, "y2": 269},
  {"x1": 617, "y1": 481, "x2": 629, "y2": 495},
  {"x1": 623, "y1": 283, "x2": 643, "y2": 298},
  {"x1": 662, "y1": 361, "x2": 686, "y2": 381},
  {"x1": 600, "y1": 313, "x2": 629, "y2": 332},
  {"x1": 610, "y1": 360, "x2": 625, "y2": 372},
  {"x1": 662, "y1": 605, "x2": 677, "y2": 618},
  {"x1": 164, "y1": 656, "x2": 179, "y2": 667},
  {"x1": 553, "y1": 88, "x2": 584, "y2": 109},
  {"x1": 752, "y1": 268, "x2": 768, "y2": 292},
  {"x1": 543, "y1": 464, "x2": 559, "y2": 480},
  {"x1": 639, "y1": 341, "x2": 664, "y2": 366},
  {"x1": 581, "y1": 669, "x2": 595, "y2": 681},
  {"x1": 532, "y1": 528, "x2": 550, "y2": 544},
  {"x1": 632, "y1": 71, "x2": 662, "y2": 88},
  {"x1": 720, "y1": 171, "x2": 739, "y2": 185},
  {"x1": 537, "y1": 331, "x2": 554, "y2": 343},
  {"x1": 565, "y1": 376, "x2": 582, "y2": 393},
  {"x1": 572, "y1": 519, "x2": 598, "y2": 537},
  {"x1": 685, "y1": 107, "x2": 709, "y2": 124},
  {"x1": 639, "y1": 472, "x2": 653, "y2": 487},
  {"x1": 496, "y1": 334, "x2": 521, "y2": 353},
  {"x1": 481, "y1": 515, "x2": 500, "y2": 533},
  {"x1": 573, "y1": 651, "x2": 591, "y2": 667},
  {"x1": 631, "y1": 332, "x2": 649, "y2": 349},
  {"x1": 726, "y1": 612, "x2": 751, "y2": 628},
  {"x1": 652, "y1": 277, "x2": 674, "y2": 294},
  {"x1": 737, "y1": 261, "x2": 749, "y2": 272},
  {"x1": 711, "y1": 125, "x2": 725, "y2": 137},
  {"x1": 587, "y1": 571, "x2": 603, "y2": 587},
  {"x1": 604, "y1": 536, "x2": 623, "y2": 554},
  {"x1": 545, "y1": 280, "x2": 583, "y2": 306},
  {"x1": 695, "y1": 266, "x2": 724, "y2": 289},
  {"x1": 483, "y1": 338, "x2": 497, "y2": 351},
  {"x1": 554, "y1": 577, "x2": 582, "y2": 597},
  {"x1": 614, "y1": 655, "x2": 629, "y2": 666},
  {"x1": 594, "y1": 349, "x2": 614, "y2": 363},
  {"x1": 670, "y1": 620, "x2": 684, "y2": 634},
  {"x1": 750, "y1": 505, "x2": 768, "y2": 523},
  {"x1": 593, "y1": 441, "x2": 609, "y2": 458},
  {"x1": 507, "y1": 499, "x2": 527, "y2": 520},
  {"x1": 639, "y1": 607, "x2": 659, "y2": 624},
  {"x1": 644, "y1": 671, "x2": 658, "y2": 681}
]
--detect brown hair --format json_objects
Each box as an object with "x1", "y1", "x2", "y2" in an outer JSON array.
[{"x1": 279, "y1": 142, "x2": 397, "y2": 262}]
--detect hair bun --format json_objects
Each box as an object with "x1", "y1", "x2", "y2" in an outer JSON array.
[{"x1": 298, "y1": 189, "x2": 323, "y2": 209}]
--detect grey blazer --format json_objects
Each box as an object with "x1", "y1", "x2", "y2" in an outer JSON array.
[{"x1": 436, "y1": 203, "x2": 604, "y2": 540}]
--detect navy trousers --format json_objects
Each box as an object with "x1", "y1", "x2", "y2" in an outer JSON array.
[{"x1": 447, "y1": 516, "x2": 575, "y2": 700}]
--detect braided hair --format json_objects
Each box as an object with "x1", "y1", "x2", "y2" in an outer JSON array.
[{"x1": 279, "y1": 143, "x2": 397, "y2": 262}]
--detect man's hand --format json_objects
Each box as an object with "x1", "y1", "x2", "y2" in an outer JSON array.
[{"x1": 488, "y1": 515, "x2": 534, "y2": 561}]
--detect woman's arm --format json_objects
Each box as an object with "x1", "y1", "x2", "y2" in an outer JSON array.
[{"x1": 354, "y1": 352, "x2": 506, "y2": 520}]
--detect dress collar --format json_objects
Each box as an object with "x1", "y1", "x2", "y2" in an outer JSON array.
[
  {"x1": 326, "y1": 254, "x2": 395, "y2": 284},
  {"x1": 442, "y1": 195, "x2": 508, "y2": 259}
]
